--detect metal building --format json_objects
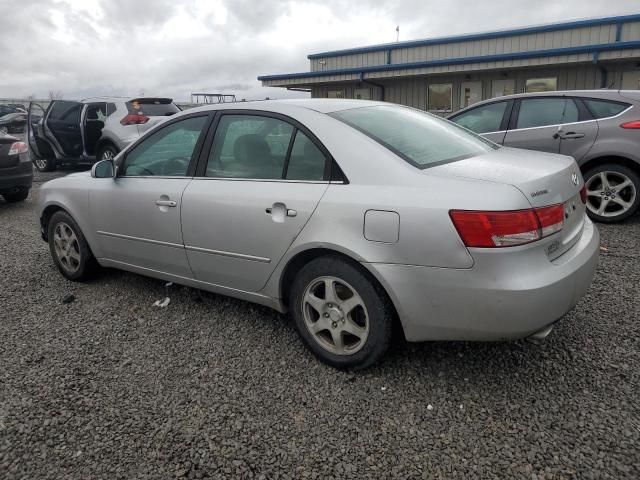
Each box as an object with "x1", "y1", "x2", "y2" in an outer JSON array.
[{"x1": 258, "y1": 14, "x2": 640, "y2": 114}]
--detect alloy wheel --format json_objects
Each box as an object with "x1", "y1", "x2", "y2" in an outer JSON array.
[
  {"x1": 53, "y1": 222, "x2": 81, "y2": 274},
  {"x1": 586, "y1": 170, "x2": 637, "y2": 218},
  {"x1": 101, "y1": 149, "x2": 115, "y2": 160},
  {"x1": 301, "y1": 276, "x2": 370, "y2": 355}
]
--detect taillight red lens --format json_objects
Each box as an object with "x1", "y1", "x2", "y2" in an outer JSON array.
[
  {"x1": 120, "y1": 113, "x2": 150, "y2": 125},
  {"x1": 8, "y1": 141, "x2": 28, "y2": 155},
  {"x1": 450, "y1": 204, "x2": 564, "y2": 248},
  {"x1": 620, "y1": 120, "x2": 640, "y2": 129},
  {"x1": 579, "y1": 185, "x2": 587, "y2": 204}
]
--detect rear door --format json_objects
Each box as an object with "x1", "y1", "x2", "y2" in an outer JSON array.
[
  {"x1": 503, "y1": 97, "x2": 579, "y2": 153},
  {"x1": 44, "y1": 100, "x2": 84, "y2": 157},
  {"x1": 557, "y1": 98, "x2": 598, "y2": 162},
  {"x1": 448, "y1": 100, "x2": 512, "y2": 144},
  {"x1": 181, "y1": 112, "x2": 330, "y2": 292}
]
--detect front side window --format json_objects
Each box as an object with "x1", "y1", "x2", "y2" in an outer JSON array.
[
  {"x1": 583, "y1": 99, "x2": 630, "y2": 119},
  {"x1": 516, "y1": 98, "x2": 578, "y2": 129},
  {"x1": 331, "y1": 105, "x2": 497, "y2": 169},
  {"x1": 122, "y1": 115, "x2": 207, "y2": 176},
  {"x1": 525, "y1": 77, "x2": 557, "y2": 93},
  {"x1": 428, "y1": 83, "x2": 452, "y2": 112},
  {"x1": 451, "y1": 102, "x2": 508, "y2": 134}
]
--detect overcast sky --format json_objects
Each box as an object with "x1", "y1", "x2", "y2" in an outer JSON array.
[{"x1": 1, "y1": 0, "x2": 639, "y2": 102}]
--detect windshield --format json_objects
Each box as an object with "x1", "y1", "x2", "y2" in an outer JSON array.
[{"x1": 331, "y1": 105, "x2": 498, "y2": 168}]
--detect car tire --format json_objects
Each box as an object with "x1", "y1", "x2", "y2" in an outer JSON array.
[
  {"x1": 289, "y1": 255, "x2": 394, "y2": 370},
  {"x1": 2, "y1": 188, "x2": 29, "y2": 203},
  {"x1": 97, "y1": 144, "x2": 119, "y2": 162},
  {"x1": 32, "y1": 157, "x2": 56, "y2": 172},
  {"x1": 583, "y1": 163, "x2": 640, "y2": 223},
  {"x1": 47, "y1": 211, "x2": 97, "y2": 281}
]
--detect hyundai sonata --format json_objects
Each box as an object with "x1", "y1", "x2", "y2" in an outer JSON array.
[{"x1": 37, "y1": 99, "x2": 599, "y2": 369}]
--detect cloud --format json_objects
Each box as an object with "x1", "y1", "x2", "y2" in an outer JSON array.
[{"x1": 0, "y1": 0, "x2": 639, "y2": 101}]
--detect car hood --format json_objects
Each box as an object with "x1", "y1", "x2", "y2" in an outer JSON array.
[{"x1": 428, "y1": 147, "x2": 582, "y2": 208}]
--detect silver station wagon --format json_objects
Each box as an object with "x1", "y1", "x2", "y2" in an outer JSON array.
[{"x1": 38, "y1": 100, "x2": 599, "y2": 369}]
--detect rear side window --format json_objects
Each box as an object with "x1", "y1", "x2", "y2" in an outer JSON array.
[
  {"x1": 286, "y1": 131, "x2": 326, "y2": 181},
  {"x1": 48, "y1": 101, "x2": 82, "y2": 123},
  {"x1": 516, "y1": 98, "x2": 578, "y2": 129},
  {"x1": 451, "y1": 101, "x2": 508, "y2": 134},
  {"x1": 126, "y1": 98, "x2": 180, "y2": 117},
  {"x1": 583, "y1": 99, "x2": 629, "y2": 119},
  {"x1": 331, "y1": 105, "x2": 497, "y2": 169}
]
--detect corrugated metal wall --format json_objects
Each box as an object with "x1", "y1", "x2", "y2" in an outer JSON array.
[{"x1": 309, "y1": 22, "x2": 640, "y2": 72}]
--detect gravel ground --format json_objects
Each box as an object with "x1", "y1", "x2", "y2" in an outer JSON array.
[{"x1": 0, "y1": 168, "x2": 639, "y2": 479}]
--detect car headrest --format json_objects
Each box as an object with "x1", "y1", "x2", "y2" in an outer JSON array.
[{"x1": 233, "y1": 134, "x2": 271, "y2": 166}]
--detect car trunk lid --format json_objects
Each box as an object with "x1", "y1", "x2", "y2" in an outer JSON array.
[
  {"x1": 125, "y1": 98, "x2": 180, "y2": 136},
  {"x1": 430, "y1": 147, "x2": 586, "y2": 260}
]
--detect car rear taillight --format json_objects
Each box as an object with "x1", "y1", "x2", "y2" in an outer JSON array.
[
  {"x1": 120, "y1": 113, "x2": 150, "y2": 125},
  {"x1": 620, "y1": 120, "x2": 640, "y2": 129},
  {"x1": 8, "y1": 141, "x2": 28, "y2": 155},
  {"x1": 449, "y1": 204, "x2": 564, "y2": 248},
  {"x1": 579, "y1": 185, "x2": 587, "y2": 204}
]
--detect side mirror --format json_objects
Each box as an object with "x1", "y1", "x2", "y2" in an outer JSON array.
[{"x1": 91, "y1": 159, "x2": 115, "y2": 178}]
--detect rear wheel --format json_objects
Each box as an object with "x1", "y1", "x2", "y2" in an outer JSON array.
[
  {"x1": 289, "y1": 256, "x2": 393, "y2": 370},
  {"x1": 97, "y1": 144, "x2": 118, "y2": 162},
  {"x1": 33, "y1": 156, "x2": 56, "y2": 172},
  {"x1": 2, "y1": 188, "x2": 29, "y2": 203},
  {"x1": 47, "y1": 211, "x2": 97, "y2": 281},
  {"x1": 583, "y1": 164, "x2": 640, "y2": 223}
]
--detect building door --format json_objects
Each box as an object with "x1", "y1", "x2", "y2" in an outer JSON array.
[
  {"x1": 460, "y1": 81, "x2": 482, "y2": 108},
  {"x1": 354, "y1": 88, "x2": 371, "y2": 100}
]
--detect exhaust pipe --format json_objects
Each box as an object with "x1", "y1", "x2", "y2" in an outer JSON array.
[{"x1": 526, "y1": 324, "x2": 555, "y2": 345}]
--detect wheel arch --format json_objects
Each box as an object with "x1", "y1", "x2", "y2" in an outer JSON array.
[
  {"x1": 278, "y1": 247, "x2": 405, "y2": 339},
  {"x1": 580, "y1": 155, "x2": 640, "y2": 177},
  {"x1": 95, "y1": 137, "x2": 120, "y2": 157}
]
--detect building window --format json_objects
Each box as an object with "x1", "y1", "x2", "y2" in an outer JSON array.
[
  {"x1": 327, "y1": 90, "x2": 345, "y2": 99},
  {"x1": 491, "y1": 79, "x2": 515, "y2": 98},
  {"x1": 427, "y1": 83, "x2": 452, "y2": 112},
  {"x1": 354, "y1": 88, "x2": 371, "y2": 100},
  {"x1": 525, "y1": 77, "x2": 557, "y2": 93}
]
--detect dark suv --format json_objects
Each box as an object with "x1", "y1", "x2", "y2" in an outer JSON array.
[{"x1": 449, "y1": 90, "x2": 640, "y2": 223}]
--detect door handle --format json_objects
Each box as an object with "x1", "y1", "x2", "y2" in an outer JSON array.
[
  {"x1": 155, "y1": 199, "x2": 177, "y2": 207},
  {"x1": 265, "y1": 203, "x2": 297, "y2": 222},
  {"x1": 559, "y1": 132, "x2": 585, "y2": 139},
  {"x1": 265, "y1": 206, "x2": 297, "y2": 217}
]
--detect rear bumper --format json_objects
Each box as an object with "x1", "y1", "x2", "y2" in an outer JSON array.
[
  {"x1": 0, "y1": 159, "x2": 33, "y2": 193},
  {"x1": 365, "y1": 219, "x2": 600, "y2": 342}
]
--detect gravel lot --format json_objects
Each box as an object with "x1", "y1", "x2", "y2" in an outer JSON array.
[{"x1": 1, "y1": 167, "x2": 639, "y2": 479}]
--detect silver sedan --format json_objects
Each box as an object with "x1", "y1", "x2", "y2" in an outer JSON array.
[{"x1": 37, "y1": 99, "x2": 600, "y2": 369}]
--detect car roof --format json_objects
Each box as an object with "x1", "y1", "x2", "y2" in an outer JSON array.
[{"x1": 185, "y1": 98, "x2": 388, "y2": 115}]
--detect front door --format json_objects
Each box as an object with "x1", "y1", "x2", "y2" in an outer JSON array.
[
  {"x1": 44, "y1": 100, "x2": 84, "y2": 157},
  {"x1": 460, "y1": 81, "x2": 482, "y2": 109},
  {"x1": 502, "y1": 97, "x2": 580, "y2": 154},
  {"x1": 181, "y1": 113, "x2": 330, "y2": 292},
  {"x1": 89, "y1": 114, "x2": 211, "y2": 277}
]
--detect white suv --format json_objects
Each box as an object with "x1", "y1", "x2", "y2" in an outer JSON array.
[{"x1": 28, "y1": 97, "x2": 180, "y2": 172}]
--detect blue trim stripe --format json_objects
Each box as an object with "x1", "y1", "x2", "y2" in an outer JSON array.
[
  {"x1": 306, "y1": 14, "x2": 640, "y2": 59},
  {"x1": 258, "y1": 40, "x2": 640, "y2": 82}
]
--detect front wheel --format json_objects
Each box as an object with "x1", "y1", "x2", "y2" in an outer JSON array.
[
  {"x1": 47, "y1": 211, "x2": 97, "y2": 281},
  {"x1": 289, "y1": 256, "x2": 394, "y2": 370},
  {"x1": 583, "y1": 164, "x2": 640, "y2": 223}
]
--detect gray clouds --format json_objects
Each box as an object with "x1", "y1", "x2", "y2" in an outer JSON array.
[{"x1": 1, "y1": 0, "x2": 639, "y2": 101}]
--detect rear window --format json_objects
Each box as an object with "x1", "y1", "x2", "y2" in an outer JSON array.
[
  {"x1": 331, "y1": 105, "x2": 497, "y2": 168},
  {"x1": 583, "y1": 99, "x2": 630, "y2": 119},
  {"x1": 126, "y1": 98, "x2": 180, "y2": 117}
]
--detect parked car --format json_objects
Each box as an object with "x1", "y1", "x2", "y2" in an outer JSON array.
[
  {"x1": 0, "y1": 104, "x2": 25, "y2": 117},
  {"x1": 0, "y1": 135, "x2": 32, "y2": 202},
  {"x1": 37, "y1": 99, "x2": 599, "y2": 369},
  {"x1": 0, "y1": 112, "x2": 28, "y2": 135},
  {"x1": 449, "y1": 90, "x2": 640, "y2": 223},
  {"x1": 28, "y1": 97, "x2": 180, "y2": 172}
]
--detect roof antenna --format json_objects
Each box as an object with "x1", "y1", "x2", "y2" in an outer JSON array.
[{"x1": 396, "y1": 25, "x2": 400, "y2": 42}]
